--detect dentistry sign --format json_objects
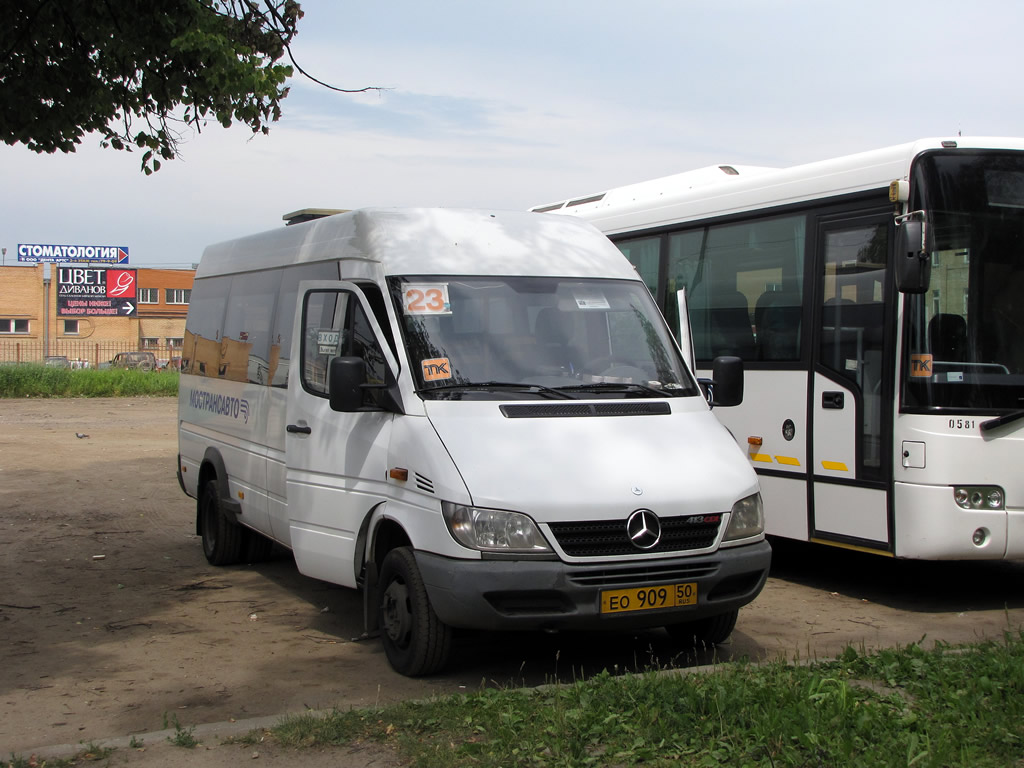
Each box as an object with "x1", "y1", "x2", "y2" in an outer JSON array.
[
  {"x1": 18, "y1": 243, "x2": 130, "y2": 264},
  {"x1": 57, "y1": 267, "x2": 138, "y2": 317}
]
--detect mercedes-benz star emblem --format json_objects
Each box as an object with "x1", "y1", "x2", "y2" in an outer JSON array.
[{"x1": 626, "y1": 509, "x2": 662, "y2": 550}]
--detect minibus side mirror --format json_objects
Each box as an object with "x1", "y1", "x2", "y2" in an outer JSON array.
[
  {"x1": 328, "y1": 356, "x2": 366, "y2": 412},
  {"x1": 895, "y1": 219, "x2": 932, "y2": 294},
  {"x1": 328, "y1": 356, "x2": 405, "y2": 414},
  {"x1": 699, "y1": 355, "x2": 744, "y2": 408}
]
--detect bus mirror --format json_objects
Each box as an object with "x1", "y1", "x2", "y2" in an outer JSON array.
[
  {"x1": 328, "y1": 356, "x2": 405, "y2": 414},
  {"x1": 709, "y1": 355, "x2": 744, "y2": 407},
  {"x1": 328, "y1": 356, "x2": 366, "y2": 412},
  {"x1": 895, "y1": 219, "x2": 932, "y2": 294}
]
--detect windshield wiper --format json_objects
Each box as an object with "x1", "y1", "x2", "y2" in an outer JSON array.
[
  {"x1": 554, "y1": 381, "x2": 667, "y2": 397},
  {"x1": 424, "y1": 381, "x2": 576, "y2": 399},
  {"x1": 981, "y1": 409, "x2": 1024, "y2": 433}
]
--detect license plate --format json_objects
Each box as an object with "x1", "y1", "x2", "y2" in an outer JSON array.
[{"x1": 600, "y1": 583, "x2": 697, "y2": 614}]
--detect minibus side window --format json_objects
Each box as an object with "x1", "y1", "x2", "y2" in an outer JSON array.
[
  {"x1": 301, "y1": 289, "x2": 389, "y2": 408},
  {"x1": 182, "y1": 276, "x2": 229, "y2": 377},
  {"x1": 223, "y1": 271, "x2": 277, "y2": 384}
]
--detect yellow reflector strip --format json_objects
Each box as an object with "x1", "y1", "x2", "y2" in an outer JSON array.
[
  {"x1": 750, "y1": 453, "x2": 773, "y2": 463},
  {"x1": 821, "y1": 460, "x2": 849, "y2": 472},
  {"x1": 775, "y1": 455, "x2": 801, "y2": 466},
  {"x1": 811, "y1": 538, "x2": 894, "y2": 557}
]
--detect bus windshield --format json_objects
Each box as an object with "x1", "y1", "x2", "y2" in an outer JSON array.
[
  {"x1": 902, "y1": 150, "x2": 1024, "y2": 412},
  {"x1": 389, "y1": 276, "x2": 699, "y2": 399}
]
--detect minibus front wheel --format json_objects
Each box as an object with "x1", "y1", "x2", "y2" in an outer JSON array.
[{"x1": 377, "y1": 547, "x2": 452, "y2": 676}]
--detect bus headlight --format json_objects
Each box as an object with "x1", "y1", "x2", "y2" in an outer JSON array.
[
  {"x1": 953, "y1": 485, "x2": 1005, "y2": 510},
  {"x1": 724, "y1": 493, "x2": 764, "y2": 541},
  {"x1": 442, "y1": 502, "x2": 552, "y2": 553}
]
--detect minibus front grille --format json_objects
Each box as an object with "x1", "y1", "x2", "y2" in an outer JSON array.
[
  {"x1": 500, "y1": 402, "x2": 671, "y2": 419},
  {"x1": 548, "y1": 515, "x2": 721, "y2": 557},
  {"x1": 566, "y1": 562, "x2": 718, "y2": 588}
]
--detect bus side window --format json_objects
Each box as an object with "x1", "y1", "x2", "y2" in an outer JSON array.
[{"x1": 704, "y1": 290, "x2": 756, "y2": 359}]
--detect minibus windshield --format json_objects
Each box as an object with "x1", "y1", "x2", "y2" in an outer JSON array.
[
  {"x1": 389, "y1": 276, "x2": 700, "y2": 399},
  {"x1": 901, "y1": 151, "x2": 1024, "y2": 413}
]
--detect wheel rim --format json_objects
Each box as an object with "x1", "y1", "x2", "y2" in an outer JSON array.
[{"x1": 381, "y1": 579, "x2": 412, "y2": 648}]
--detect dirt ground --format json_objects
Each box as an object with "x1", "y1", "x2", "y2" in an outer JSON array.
[{"x1": 2, "y1": 397, "x2": 1024, "y2": 764}]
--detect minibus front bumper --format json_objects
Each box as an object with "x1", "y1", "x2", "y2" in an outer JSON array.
[{"x1": 414, "y1": 539, "x2": 771, "y2": 631}]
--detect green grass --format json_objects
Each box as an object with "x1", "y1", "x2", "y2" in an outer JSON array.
[
  {"x1": 245, "y1": 633, "x2": 1024, "y2": 768},
  {"x1": 163, "y1": 712, "x2": 198, "y2": 748},
  {"x1": 5, "y1": 742, "x2": 113, "y2": 767},
  {"x1": 0, "y1": 364, "x2": 178, "y2": 398}
]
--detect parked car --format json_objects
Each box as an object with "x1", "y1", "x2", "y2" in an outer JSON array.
[
  {"x1": 107, "y1": 351, "x2": 157, "y2": 371},
  {"x1": 44, "y1": 356, "x2": 70, "y2": 368}
]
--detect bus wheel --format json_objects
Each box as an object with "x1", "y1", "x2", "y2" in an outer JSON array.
[
  {"x1": 199, "y1": 480, "x2": 243, "y2": 566},
  {"x1": 665, "y1": 608, "x2": 738, "y2": 647},
  {"x1": 377, "y1": 547, "x2": 451, "y2": 676}
]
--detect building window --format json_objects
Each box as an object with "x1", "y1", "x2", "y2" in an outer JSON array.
[
  {"x1": 167, "y1": 337, "x2": 184, "y2": 348},
  {"x1": 138, "y1": 288, "x2": 159, "y2": 304},
  {"x1": 166, "y1": 288, "x2": 191, "y2": 305},
  {"x1": 0, "y1": 319, "x2": 29, "y2": 334},
  {"x1": 141, "y1": 337, "x2": 159, "y2": 349},
  {"x1": 63, "y1": 320, "x2": 80, "y2": 335}
]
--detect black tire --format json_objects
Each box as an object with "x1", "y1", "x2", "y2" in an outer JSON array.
[
  {"x1": 377, "y1": 547, "x2": 451, "y2": 676},
  {"x1": 199, "y1": 480, "x2": 244, "y2": 566},
  {"x1": 665, "y1": 609, "x2": 739, "y2": 647},
  {"x1": 243, "y1": 529, "x2": 275, "y2": 563}
]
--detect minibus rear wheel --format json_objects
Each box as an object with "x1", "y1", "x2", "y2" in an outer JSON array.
[
  {"x1": 378, "y1": 547, "x2": 452, "y2": 676},
  {"x1": 664, "y1": 608, "x2": 739, "y2": 647},
  {"x1": 200, "y1": 480, "x2": 244, "y2": 566}
]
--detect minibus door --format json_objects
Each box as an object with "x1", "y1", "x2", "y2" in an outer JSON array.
[{"x1": 283, "y1": 282, "x2": 399, "y2": 588}]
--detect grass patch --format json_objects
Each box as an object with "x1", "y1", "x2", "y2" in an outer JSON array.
[
  {"x1": 5, "y1": 742, "x2": 113, "y2": 767},
  {"x1": 254, "y1": 633, "x2": 1024, "y2": 767},
  {"x1": 0, "y1": 364, "x2": 178, "y2": 398},
  {"x1": 163, "y1": 712, "x2": 198, "y2": 748}
]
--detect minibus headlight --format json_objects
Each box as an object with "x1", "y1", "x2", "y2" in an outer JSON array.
[
  {"x1": 442, "y1": 502, "x2": 552, "y2": 553},
  {"x1": 724, "y1": 493, "x2": 764, "y2": 541}
]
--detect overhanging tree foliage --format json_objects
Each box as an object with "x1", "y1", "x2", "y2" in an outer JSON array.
[{"x1": 1, "y1": 1, "x2": 369, "y2": 173}]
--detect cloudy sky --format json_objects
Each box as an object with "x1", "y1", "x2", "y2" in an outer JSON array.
[{"x1": 2, "y1": 0, "x2": 1022, "y2": 268}]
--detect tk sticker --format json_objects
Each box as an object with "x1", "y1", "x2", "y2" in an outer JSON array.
[{"x1": 422, "y1": 357, "x2": 452, "y2": 381}]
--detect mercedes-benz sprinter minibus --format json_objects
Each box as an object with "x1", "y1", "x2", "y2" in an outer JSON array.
[{"x1": 177, "y1": 207, "x2": 770, "y2": 676}]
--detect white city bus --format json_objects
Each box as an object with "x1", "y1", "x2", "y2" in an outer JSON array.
[{"x1": 534, "y1": 137, "x2": 1024, "y2": 560}]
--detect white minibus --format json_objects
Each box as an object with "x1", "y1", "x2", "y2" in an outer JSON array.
[
  {"x1": 176, "y1": 207, "x2": 770, "y2": 675},
  {"x1": 534, "y1": 137, "x2": 1024, "y2": 561}
]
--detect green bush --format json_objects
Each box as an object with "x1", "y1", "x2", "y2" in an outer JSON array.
[{"x1": 0, "y1": 364, "x2": 179, "y2": 397}]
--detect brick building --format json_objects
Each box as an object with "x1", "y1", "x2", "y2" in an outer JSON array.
[{"x1": 0, "y1": 264, "x2": 194, "y2": 367}]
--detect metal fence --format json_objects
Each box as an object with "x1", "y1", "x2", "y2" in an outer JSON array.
[{"x1": 0, "y1": 340, "x2": 181, "y2": 369}]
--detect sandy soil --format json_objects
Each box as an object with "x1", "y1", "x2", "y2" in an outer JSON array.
[{"x1": 2, "y1": 397, "x2": 1023, "y2": 763}]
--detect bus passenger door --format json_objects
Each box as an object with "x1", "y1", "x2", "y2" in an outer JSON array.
[
  {"x1": 283, "y1": 282, "x2": 396, "y2": 588},
  {"x1": 810, "y1": 214, "x2": 894, "y2": 551}
]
